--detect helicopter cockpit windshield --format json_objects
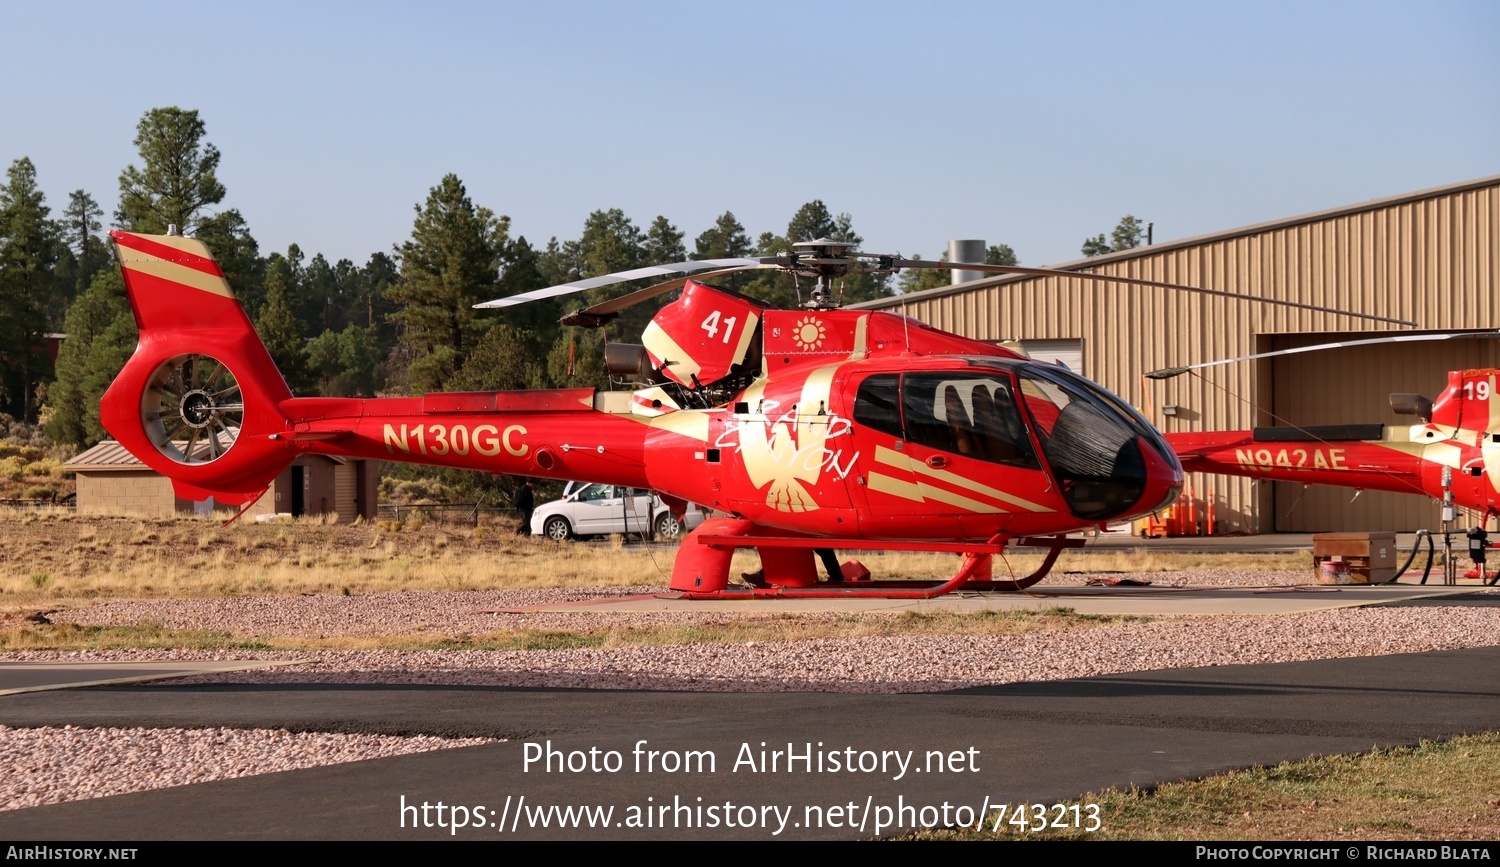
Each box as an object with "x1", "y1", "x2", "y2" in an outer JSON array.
[
  {"x1": 1015, "y1": 363, "x2": 1179, "y2": 520},
  {"x1": 851, "y1": 360, "x2": 1180, "y2": 523}
]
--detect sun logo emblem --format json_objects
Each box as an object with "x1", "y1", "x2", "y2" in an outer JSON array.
[{"x1": 793, "y1": 316, "x2": 827, "y2": 351}]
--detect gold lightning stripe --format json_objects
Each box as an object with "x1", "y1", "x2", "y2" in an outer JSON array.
[
  {"x1": 847, "y1": 314, "x2": 868, "y2": 359},
  {"x1": 873, "y1": 445, "x2": 1048, "y2": 512},
  {"x1": 120, "y1": 254, "x2": 233, "y2": 299},
  {"x1": 1422, "y1": 442, "x2": 1467, "y2": 469},
  {"x1": 731, "y1": 311, "x2": 761, "y2": 367},
  {"x1": 866, "y1": 471, "x2": 924, "y2": 503},
  {"x1": 1482, "y1": 372, "x2": 1494, "y2": 432},
  {"x1": 868, "y1": 470, "x2": 1003, "y2": 513}
]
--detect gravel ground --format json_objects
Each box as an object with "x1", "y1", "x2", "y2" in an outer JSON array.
[
  {"x1": 0, "y1": 726, "x2": 495, "y2": 811},
  {"x1": 6, "y1": 570, "x2": 1498, "y2": 812},
  {"x1": 37, "y1": 570, "x2": 1302, "y2": 639}
]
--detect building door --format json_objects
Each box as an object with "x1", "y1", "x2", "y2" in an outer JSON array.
[{"x1": 291, "y1": 466, "x2": 305, "y2": 517}]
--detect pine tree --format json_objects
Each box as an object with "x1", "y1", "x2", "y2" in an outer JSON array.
[
  {"x1": 449, "y1": 324, "x2": 539, "y2": 392},
  {"x1": 255, "y1": 267, "x2": 309, "y2": 393},
  {"x1": 58, "y1": 190, "x2": 107, "y2": 306},
  {"x1": 986, "y1": 244, "x2": 1019, "y2": 267},
  {"x1": 488, "y1": 236, "x2": 559, "y2": 361},
  {"x1": 693, "y1": 212, "x2": 751, "y2": 260},
  {"x1": 387, "y1": 174, "x2": 507, "y2": 393},
  {"x1": 1111, "y1": 215, "x2": 1146, "y2": 252},
  {"x1": 786, "y1": 200, "x2": 838, "y2": 242},
  {"x1": 571, "y1": 209, "x2": 644, "y2": 285},
  {"x1": 306, "y1": 325, "x2": 382, "y2": 397},
  {"x1": 0, "y1": 157, "x2": 59, "y2": 422},
  {"x1": 642, "y1": 215, "x2": 685, "y2": 265},
  {"x1": 45, "y1": 270, "x2": 131, "y2": 446},
  {"x1": 1082, "y1": 215, "x2": 1146, "y2": 257},
  {"x1": 116, "y1": 107, "x2": 226, "y2": 234}
]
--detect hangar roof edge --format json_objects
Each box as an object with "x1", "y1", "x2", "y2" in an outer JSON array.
[{"x1": 852, "y1": 173, "x2": 1500, "y2": 310}]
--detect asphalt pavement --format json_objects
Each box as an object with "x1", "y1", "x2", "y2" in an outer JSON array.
[
  {"x1": 2, "y1": 533, "x2": 1496, "y2": 840},
  {"x1": 3, "y1": 642, "x2": 1499, "y2": 840}
]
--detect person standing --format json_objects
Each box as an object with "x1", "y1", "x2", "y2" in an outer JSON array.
[{"x1": 513, "y1": 479, "x2": 535, "y2": 535}]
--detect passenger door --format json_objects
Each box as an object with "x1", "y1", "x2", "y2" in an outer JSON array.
[{"x1": 847, "y1": 371, "x2": 1058, "y2": 539}]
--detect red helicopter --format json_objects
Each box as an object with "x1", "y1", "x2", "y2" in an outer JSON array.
[
  {"x1": 98, "y1": 230, "x2": 1409, "y2": 598},
  {"x1": 1154, "y1": 341, "x2": 1500, "y2": 527}
]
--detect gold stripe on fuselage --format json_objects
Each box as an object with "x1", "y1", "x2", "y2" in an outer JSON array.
[
  {"x1": 872, "y1": 445, "x2": 1047, "y2": 513},
  {"x1": 867, "y1": 470, "x2": 1002, "y2": 513}
]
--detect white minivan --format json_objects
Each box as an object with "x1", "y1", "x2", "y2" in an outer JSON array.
[{"x1": 530, "y1": 483, "x2": 707, "y2": 541}]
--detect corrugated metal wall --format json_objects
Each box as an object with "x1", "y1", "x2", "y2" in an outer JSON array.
[{"x1": 860, "y1": 178, "x2": 1500, "y2": 531}]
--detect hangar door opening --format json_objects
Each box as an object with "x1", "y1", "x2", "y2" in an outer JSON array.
[
  {"x1": 1018, "y1": 339, "x2": 1083, "y2": 375},
  {"x1": 1264, "y1": 332, "x2": 1499, "y2": 532}
]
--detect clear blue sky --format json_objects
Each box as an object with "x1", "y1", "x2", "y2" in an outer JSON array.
[{"x1": 3, "y1": 0, "x2": 1496, "y2": 270}]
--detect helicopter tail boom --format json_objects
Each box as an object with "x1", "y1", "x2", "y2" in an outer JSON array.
[{"x1": 99, "y1": 231, "x2": 298, "y2": 505}]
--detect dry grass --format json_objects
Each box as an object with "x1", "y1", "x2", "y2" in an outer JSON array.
[
  {"x1": 0, "y1": 607, "x2": 1132, "y2": 653},
  {"x1": 0, "y1": 510, "x2": 671, "y2": 603},
  {"x1": 0, "y1": 445, "x2": 73, "y2": 501},
  {"x1": 0, "y1": 510, "x2": 1304, "y2": 607},
  {"x1": 0, "y1": 621, "x2": 235, "y2": 652},
  {"x1": 915, "y1": 733, "x2": 1500, "y2": 841}
]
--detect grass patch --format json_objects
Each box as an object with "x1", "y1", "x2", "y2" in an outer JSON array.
[
  {"x1": 1, "y1": 607, "x2": 1131, "y2": 652},
  {"x1": 0, "y1": 511, "x2": 1306, "y2": 606},
  {"x1": 914, "y1": 733, "x2": 1500, "y2": 841},
  {"x1": 0, "y1": 621, "x2": 235, "y2": 651}
]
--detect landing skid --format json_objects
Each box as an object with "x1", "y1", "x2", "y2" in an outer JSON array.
[{"x1": 670, "y1": 518, "x2": 1083, "y2": 599}]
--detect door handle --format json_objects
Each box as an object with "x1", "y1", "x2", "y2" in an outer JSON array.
[{"x1": 926, "y1": 456, "x2": 950, "y2": 469}]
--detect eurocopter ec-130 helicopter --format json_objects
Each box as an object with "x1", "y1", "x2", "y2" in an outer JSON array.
[
  {"x1": 98, "y1": 229, "x2": 1412, "y2": 598},
  {"x1": 1151, "y1": 338, "x2": 1500, "y2": 526}
]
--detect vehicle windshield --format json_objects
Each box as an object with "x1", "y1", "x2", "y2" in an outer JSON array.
[{"x1": 573, "y1": 483, "x2": 614, "y2": 502}]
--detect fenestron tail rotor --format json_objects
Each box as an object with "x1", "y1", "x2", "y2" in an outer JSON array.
[{"x1": 141, "y1": 354, "x2": 244, "y2": 465}]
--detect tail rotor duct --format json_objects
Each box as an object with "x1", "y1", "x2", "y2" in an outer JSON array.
[{"x1": 142, "y1": 354, "x2": 244, "y2": 465}]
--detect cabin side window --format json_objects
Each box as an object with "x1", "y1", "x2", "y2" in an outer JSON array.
[
  {"x1": 852, "y1": 374, "x2": 903, "y2": 438},
  {"x1": 901, "y1": 373, "x2": 1039, "y2": 469}
]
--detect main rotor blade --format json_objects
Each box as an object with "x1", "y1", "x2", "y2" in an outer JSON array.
[
  {"x1": 475, "y1": 257, "x2": 783, "y2": 309},
  {"x1": 889, "y1": 259, "x2": 1417, "y2": 327},
  {"x1": 1146, "y1": 330, "x2": 1500, "y2": 380},
  {"x1": 559, "y1": 265, "x2": 781, "y2": 327}
]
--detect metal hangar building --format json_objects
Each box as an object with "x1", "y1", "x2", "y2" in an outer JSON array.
[{"x1": 853, "y1": 175, "x2": 1500, "y2": 533}]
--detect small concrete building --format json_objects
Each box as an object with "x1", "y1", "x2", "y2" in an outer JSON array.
[
  {"x1": 66, "y1": 441, "x2": 194, "y2": 517},
  {"x1": 67, "y1": 441, "x2": 378, "y2": 522},
  {"x1": 249, "y1": 455, "x2": 379, "y2": 522}
]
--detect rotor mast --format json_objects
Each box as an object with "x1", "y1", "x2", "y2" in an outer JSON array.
[{"x1": 792, "y1": 238, "x2": 859, "y2": 309}]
